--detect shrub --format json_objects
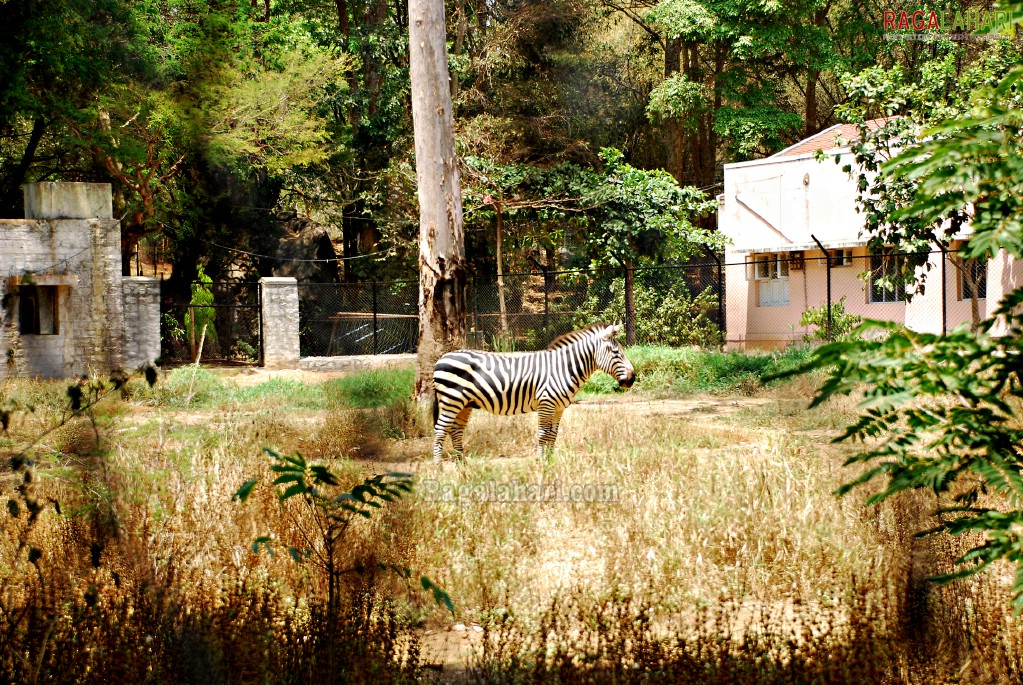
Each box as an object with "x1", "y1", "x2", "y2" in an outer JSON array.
[
  {"x1": 576, "y1": 276, "x2": 722, "y2": 347},
  {"x1": 799, "y1": 296, "x2": 862, "y2": 343}
]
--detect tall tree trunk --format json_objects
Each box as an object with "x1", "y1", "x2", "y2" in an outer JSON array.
[
  {"x1": 0, "y1": 117, "x2": 46, "y2": 218},
  {"x1": 335, "y1": 0, "x2": 350, "y2": 35},
  {"x1": 544, "y1": 245, "x2": 557, "y2": 293},
  {"x1": 805, "y1": 6, "x2": 827, "y2": 137},
  {"x1": 409, "y1": 0, "x2": 467, "y2": 403},
  {"x1": 663, "y1": 38, "x2": 685, "y2": 184},
  {"x1": 805, "y1": 70, "x2": 819, "y2": 138}
]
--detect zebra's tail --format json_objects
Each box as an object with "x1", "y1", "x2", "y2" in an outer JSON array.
[{"x1": 432, "y1": 385, "x2": 439, "y2": 427}]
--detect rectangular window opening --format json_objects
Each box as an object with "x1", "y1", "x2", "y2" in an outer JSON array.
[
  {"x1": 19, "y1": 285, "x2": 59, "y2": 335},
  {"x1": 754, "y1": 253, "x2": 790, "y2": 306},
  {"x1": 869, "y1": 248, "x2": 906, "y2": 303}
]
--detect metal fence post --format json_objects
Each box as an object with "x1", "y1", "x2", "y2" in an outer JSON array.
[
  {"x1": 623, "y1": 263, "x2": 636, "y2": 346},
  {"x1": 703, "y1": 248, "x2": 724, "y2": 335},
  {"x1": 811, "y1": 235, "x2": 832, "y2": 342},
  {"x1": 544, "y1": 273, "x2": 550, "y2": 343},
  {"x1": 372, "y1": 280, "x2": 378, "y2": 355},
  {"x1": 471, "y1": 277, "x2": 479, "y2": 342},
  {"x1": 717, "y1": 261, "x2": 724, "y2": 344}
]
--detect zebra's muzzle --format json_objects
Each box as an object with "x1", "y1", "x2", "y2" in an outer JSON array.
[{"x1": 619, "y1": 370, "x2": 636, "y2": 389}]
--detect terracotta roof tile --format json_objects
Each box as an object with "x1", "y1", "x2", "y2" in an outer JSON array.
[{"x1": 771, "y1": 117, "x2": 895, "y2": 158}]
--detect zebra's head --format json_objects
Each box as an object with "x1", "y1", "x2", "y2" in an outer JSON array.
[{"x1": 594, "y1": 324, "x2": 636, "y2": 389}]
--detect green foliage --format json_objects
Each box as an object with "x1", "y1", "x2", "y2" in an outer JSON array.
[
  {"x1": 161, "y1": 313, "x2": 185, "y2": 344},
  {"x1": 713, "y1": 105, "x2": 804, "y2": 160},
  {"x1": 647, "y1": 73, "x2": 712, "y2": 129},
  {"x1": 796, "y1": 37, "x2": 1023, "y2": 609},
  {"x1": 577, "y1": 277, "x2": 721, "y2": 348},
  {"x1": 579, "y1": 345, "x2": 812, "y2": 396},
  {"x1": 235, "y1": 449, "x2": 454, "y2": 616},
  {"x1": 187, "y1": 264, "x2": 217, "y2": 347},
  {"x1": 153, "y1": 366, "x2": 226, "y2": 407},
  {"x1": 833, "y1": 40, "x2": 1022, "y2": 293},
  {"x1": 799, "y1": 297, "x2": 862, "y2": 343},
  {"x1": 582, "y1": 148, "x2": 723, "y2": 268}
]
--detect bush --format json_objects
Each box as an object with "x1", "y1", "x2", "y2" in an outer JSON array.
[
  {"x1": 576, "y1": 276, "x2": 722, "y2": 347},
  {"x1": 799, "y1": 296, "x2": 862, "y2": 343}
]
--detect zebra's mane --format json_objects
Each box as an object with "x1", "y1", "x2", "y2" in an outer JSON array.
[{"x1": 546, "y1": 324, "x2": 613, "y2": 350}]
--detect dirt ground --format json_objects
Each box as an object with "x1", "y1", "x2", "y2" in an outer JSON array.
[{"x1": 212, "y1": 366, "x2": 354, "y2": 386}]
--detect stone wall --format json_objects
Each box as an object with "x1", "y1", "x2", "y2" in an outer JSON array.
[
  {"x1": 122, "y1": 277, "x2": 162, "y2": 370},
  {"x1": 0, "y1": 183, "x2": 138, "y2": 379}
]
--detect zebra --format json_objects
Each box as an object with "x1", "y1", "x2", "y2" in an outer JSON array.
[{"x1": 431, "y1": 323, "x2": 636, "y2": 462}]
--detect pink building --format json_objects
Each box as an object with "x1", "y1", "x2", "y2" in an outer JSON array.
[{"x1": 719, "y1": 121, "x2": 1023, "y2": 349}]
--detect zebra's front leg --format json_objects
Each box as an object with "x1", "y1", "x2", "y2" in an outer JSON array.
[{"x1": 535, "y1": 403, "x2": 563, "y2": 461}]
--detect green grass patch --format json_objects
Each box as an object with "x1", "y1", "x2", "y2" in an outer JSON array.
[
  {"x1": 580, "y1": 345, "x2": 815, "y2": 397},
  {"x1": 228, "y1": 378, "x2": 326, "y2": 409},
  {"x1": 137, "y1": 349, "x2": 815, "y2": 411},
  {"x1": 322, "y1": 367, "x2": 415, "y2": 408}
]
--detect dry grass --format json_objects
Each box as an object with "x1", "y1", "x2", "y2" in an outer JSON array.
[
  {"x1": 412, "y1": 409, "x2": 887, "y2": 617},
  {"x1": 1, "y1": 370, "x2": 1022, "y2": 683}
]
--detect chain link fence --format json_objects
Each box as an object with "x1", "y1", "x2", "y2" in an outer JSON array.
[
  {"x1": 729, "y1": 249, "x2": 986, "y2": 347},
  {"x1": 297, "y1": 263, "x2": 725, "y2": 356},
  {"x1": 156, "y1": 248, "x2": 984, "y2": 364},
  {"x1": 298, "y1": 280, "x2": 419, "y2": 356}
]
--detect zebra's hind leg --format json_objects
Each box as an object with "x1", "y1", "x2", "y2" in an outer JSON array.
[
  {"x1": 450, "y1": 407, "x2": 472, "y2": 459},
  {"x1": 432, "y1": 422, "x2": 448, "y2": 464},
  {"x1": 433, "y1": 404, "x2": 471, "y2": 464}
]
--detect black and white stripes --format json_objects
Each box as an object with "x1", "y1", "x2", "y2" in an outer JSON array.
[{"x1": 432, "y1": 324, "x2": 636, "y2": 462}]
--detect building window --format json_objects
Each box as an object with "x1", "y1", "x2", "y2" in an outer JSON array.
[
  {"x1": 869, "y1": 248, "x2": 906, "y2": 303},
  {"x1": 753, "y1": 253, "x2": 790, "y2": 306},
  {"x1": 960, "y1": 258, "x2": 987, "y2": 300},
  {"x1": 833, "y1": 249, "x2": 854, "y2": 266},
  {"x1": 754, "y1": 253, "x2": 790, "y2": 281},
  {"x1": 19, "y1": 285, "x2": 59, "y2": 335}
]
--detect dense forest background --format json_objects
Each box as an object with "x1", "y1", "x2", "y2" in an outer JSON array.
[{"x1": 0, "y1": 0, "x2": 1015, "y2": 295}]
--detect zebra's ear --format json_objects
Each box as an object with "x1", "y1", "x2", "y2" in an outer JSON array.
[{"x1": 602, "y1": 324, "x2": 620, "y2": 340}]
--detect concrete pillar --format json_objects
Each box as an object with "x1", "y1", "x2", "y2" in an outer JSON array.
[
  {"x1": 122, "y1": 277, "x2": 161, "y2": 369},
  {"x1": 904, "y1": 250, "x2": 945, "y2": 334},
  {"x1": 260, "y1": 277, "x2": 300, "y2": 367}
]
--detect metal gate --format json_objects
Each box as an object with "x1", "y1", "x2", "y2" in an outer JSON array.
[{"x1": 161, "y1": 281, "x2": 263, "y2": 365}]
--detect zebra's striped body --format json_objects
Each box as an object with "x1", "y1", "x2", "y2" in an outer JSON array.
[{"x1": 432, "y1": 324, "x2": 635, "y2": 462}]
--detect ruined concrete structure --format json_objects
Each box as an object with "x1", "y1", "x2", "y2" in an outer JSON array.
[{"x1": 0, "y1": 183, "x2": 161, "y2": 379}]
